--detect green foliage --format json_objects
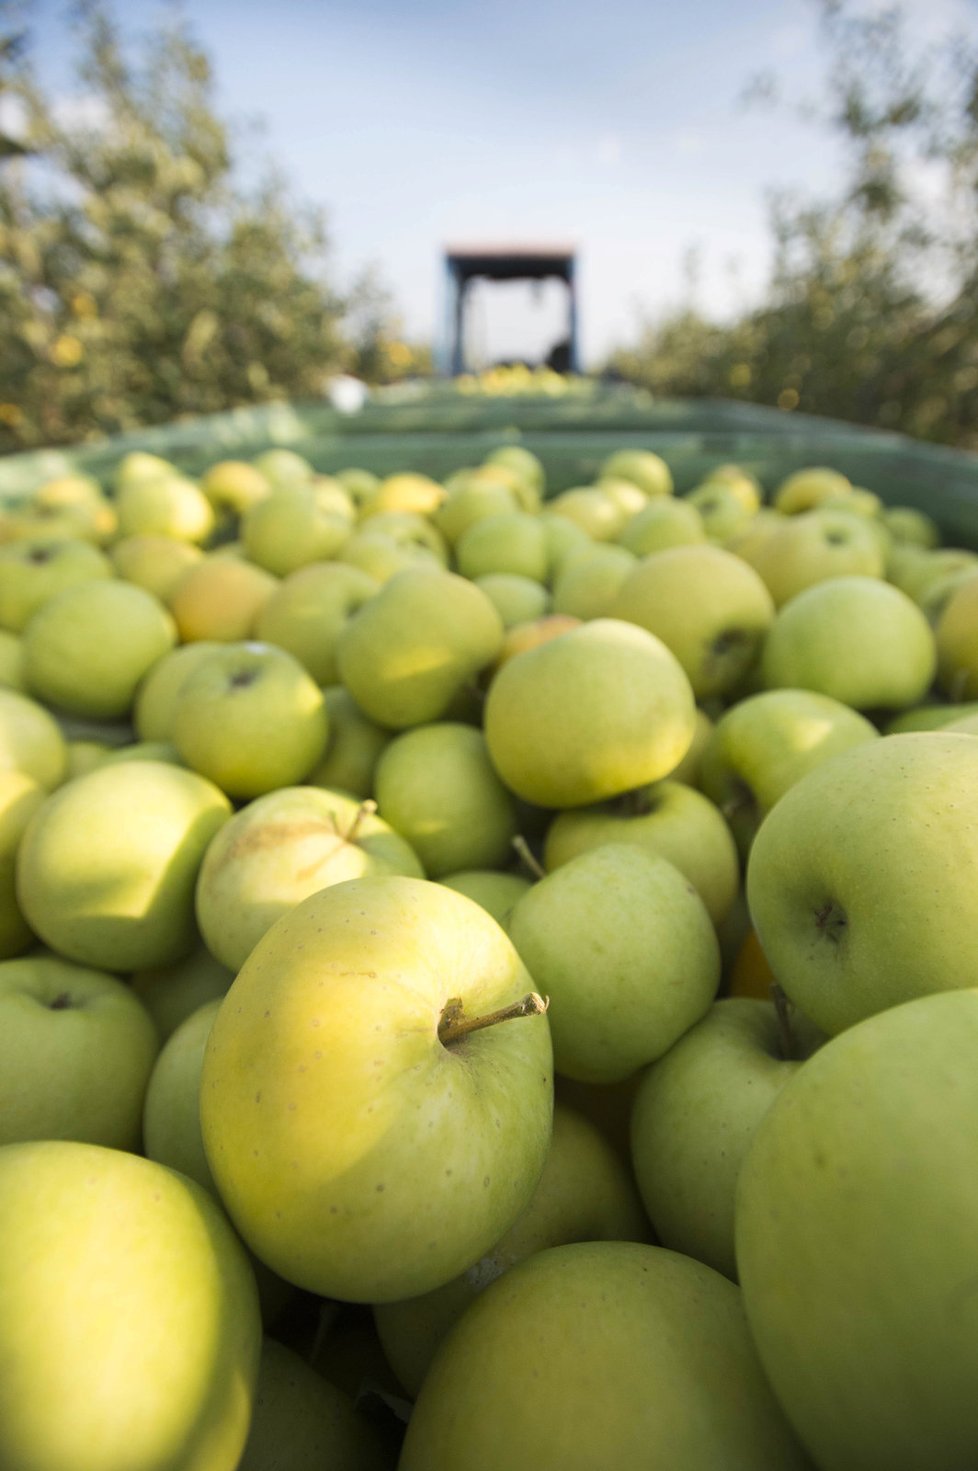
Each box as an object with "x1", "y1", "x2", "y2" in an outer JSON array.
[
  {"x1": 0, "y1": 2, "x2": 425, "y2": 453},
  {"x1": 610, "y1": 1, "x2": 978, "y2": 448}
]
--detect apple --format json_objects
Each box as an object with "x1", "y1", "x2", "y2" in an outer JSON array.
[
  {"x1": 698, "y1": 688, "x2": 880, "y2": 857},
  {"x1": 0, "y1": 629, "x2": 24, "y2": 691},
  {"x1": 630, "y1": 996, "x2": 823, "y2": 1280},
  {"x1": 484, "y1": 445, "x2": 545, "y2": 504},
  {"x1": 611, "y1": 545, "x2": 775, "y2": 700},
  {"x1": 398, "y1": 1240, "x2": 809, "y2": 1471},
  {"x1": 113, "y1": 449, "x2": 180, "y2": 491},
  {"x1": 684, "y1": 482, "x2": 756, "y2": 543},
  {"x1": 473, "y1": 572, "x2": 551, "y2": 628},
  {"x1": 22, "y1": 579, "x2": 177, "y2": 720},
  {"x1": 600, "y1": 448, "x2": 674, "y2": 497},
  {"x1": 132, "y1": 640, "x2": 225, "y2": 742},
  {"x1": 334, "y1": 466, "x2": 380, "y2": 504},
  {"x1": 736, "y1": 989, "x2": 978, "y2": 1471},
  {"x1": 336, "y1": 567, "x2": 504, "y2": 729},
  {"x1": 349, "y1": 508, "x2": 448, "y2": 564},
  {"x1": 337, "y1": 527, "x2": 443, "y2": 583},
  {"x1": 0, "y1": 1138, "x2": 262, "y2": 1471},
  {"x1": 199, "y1": 874, "x2": 553, "y2": 1302},
  {"x1": 455, "y1": 511, "x2": 550, "y2": 583},
  {"x1": 0, "y1": 952, "x2": 159, "y2": 1149},
  {"x1": 935, "y1": 572, "x2": 978, "y2": 699},
  {"x1": 166, "y1": 556, "x2": 279, "y2": 643},
  {"x1": 667, "y1": 705, "x2": 714, "y2": 786},
  {"x1": 0, "y1": 536, "x2": 114, "y2": 631},
  {"x1": 0, "y1": 687, "x2": 68, "y2": 788},
  {"x1": 881, "y1": 504, "x2": 940, "y2": 548},
  {"x1": 550, "y1": 543, "x2": 636, "y2": 620},
  {"x1": 238, "y1": 1337, "x2": 391, "y2": 1471},
  {"x1": 130, "y1": 942, "x2": 234, "y2": 1041},
  {"x1": 374, "y1": 1101, "x2": 650, "y2": 1397},
  {"x1": 309, "y1": 686, "x2": 392, "y2": 800},
  {"x1": 617, "y1": 497, "x2": 706, "y2": 555},
  {"x1": 195, "y1": 784, "x2": 424, "y2": 973},
  {"x1": 432, "y1": 475, "x2": 519, "y2": 546},
  {"x1": 742, "y1": 507, "x2": 885, "y2": 607},
  {"x1": 760, "y1": 575, "x2": 937, "y2": 712},
  {"x1": 885, "y1": 698, "x2": 978, "y2": 733},
  {"x1": 599, "y1": 476, "x2": 649, "y2": 520},
  {"x1": 251, "y1": 448, "x2": 315, "y2": 491},
  {"x1": 537, "y1": 510, "x2": 592, "y2": 581},
  {"x1": 116, "y1": 471, "x2": 216, "y2": 544},
  {"x1": 200, "y1": 459, "x2": 272, "y2": 515},
  {"x1": 374, "y1": 723, "x2": 519, "y2": 878},
  {"x1": 359, "y1": 471, "x2": 446, "y2": 519},
  {"x1": 242, "y1": 487, "x2": 352, "y2": 575},
  {"x1": 543, "y1": 778, "x2": 740, "y2": 926},
  {"x1": 491, "y1": 612, "x2": 581, "y2": 673},
  {"x1": 0, "y1": 770, "x2": 43, "y2": 957},
  {"x1": 171, "y1": 642, "x2": 330, "y2": 799},
  {"x1": 143, "y1": 997, "x2": 223, "y2": 1194},
  {"x1": 547, "y1": 486, "x2": 626, "y2": 541},
  {"x1": 439, "y1": 868, "x2": 532, "y2": 926},
  {"x1": 772, "y1": 465, "x2": 852, "y2": 514},
  {"x1": 507, "y1": 842, "x2": 720, "y2": 1083},
  {"x1": 17, "y1": 758, "x2": 231, "y2": 972},
  {"x1": 254, "y1": 562, "x2": 379, "y2": 685},
  {"x1": 483, "y1": 619, "x2": 696, "y2": 809},
  {"x1": 746, "y1": 732, "x2": 978, "y2": 1034}
]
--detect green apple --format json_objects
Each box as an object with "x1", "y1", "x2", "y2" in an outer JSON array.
[
  {"x1": 0, "y1": 687, "x2": 68, "y2": 788},
  {"x1": 0, "y1": 629, "x2": 25, "y2": 691},
  {"x1": 143, "y1": 998, "x2": 223, "y2": 1193},
  {"x1": 113, "y1": 449, "x2": 180, "y2": 491},
  {"x1": 543, "y1": 778, "x2": 740, "y2": 926},
  {"x1": 336, "y1": 568, "x2": 504, "y2": 729},
  {"x1": 760, "y1": 576, "x2": 937, "y2": 711},
  {"x1": 360, "y1": 471, "x2": 445, "y2": 520},
  {"x1": 611, "y1": 545, "x2": 775, "y2": 700},
  {"x1": 935, "y1": 572, "x2": 978, "y2": 699},
  {"x1": 251, "y1": 448, "x2": 315, "y2": 491},
  {"x1": 110, "y1": 533, "x2": 204, "y2": 603},
  {"x1": 373, "y1": 723, "x2": 519, "y2": 878},
  {"x1": 242, "y1": 487, "x2": 352, "y2": 575},
  {"x1": 630, "y1": 996, "x2": 823, "y2": 1280},
  {"x1": 884, "y1": 698, "x2": 978, "y2": 734},
  {"x1": 507, "y1": 842, "x2": 720, "y2": 1083},
  {"x1": 238, "y1": 1337, "x2": 391, "y2": 1471},
  {"x1": 133, "y1": 640, "x2": 224, "y2": 743},
  {"x1": 772, "y1": 465, "x2": 852, "y2": 514},
  {"x1": 550, "y1": 543, "x2": 636, "y2": 620},
  {"x1": 547, "y1": 486, "x2": 626, "y2": 541},
  {"x1": 698, "y1": 688, "x2": 880, "y2": 857},
  {"x1": 456, "y1": 512, "x2": 550, "y2": 583},
  {"x1": 337, "y1": 527, "x2": 443, "y2": 583},
  {"x1": 0, "y1": 536, "x2": 114, "y2": 632},
  {"x1": 617, "y1": 497, "x2": 706, "y2": 555},
  {"x1": 171, "y1": 642, "x2": 329, "y2": 799},
  {"x1": 131, "y1": 943, "x2": 234, "y2": 1041},
  {"x1": 473, "y1": 572, "x2": 551, "y2": 628},
  {"x1": 438, "y1": 869, "x2": 532, "y2": 927},
  {"x1": 346, "y1": 508, "x2": 447, "y2": 564},
  {"x1": 746, "y1": 732, "x2": 978, "y2": 1033},
  {"x1": 432, "y1": 476, "x2": 519, "y2": 546},
  {"x1": 736, "y1": 989, "x2": 978, "y2": 1471},
  {"x1": 0, "y1": 953, "x2": 159, "y2": 1149},
  {"x1": 881, "y1": 504, "x2": 940, "y2": 548},
  {"x1": 200, "y1": 874, "x2": 553, "y2": 1302},
  {"x1": 684, "y1": 482, "x2": 756, "y2": 543},
  {"x1": 334, "y1": 466, "x2": 380, "y2": 504},
  {"x1": 23, "y1": 580, "x2": 177, "y2": 720},
  {"x1": 742, "y1": 507, "x2": 885, "y2": 607},
  {"x1": 17, "y1": 759, "x2": 231, "y2": 972},
  {"x1": 374, "y1": 1101, "x2": 650, "y2": 1396},
  {"x1": 600, "y1": 448, "x2": 674, "y2": 497},
  {"x1": 484, "y1": 444, "x2": 545, "y2": 502},
  {"x1": 254, "y1": 562, "x2": 379, "y2": 685},
  {"x1": 668, "y1": 704, "x2": 714, "y2": 786},
  {"x1": 166, "y1": 556, "x2": 279, "y2": 644},
  {"x1": 537, "y1": 510, "x2": 592, "y2": 582},
  {"x1": 116, "y1": 472, "x2": 216, "y2": 544},
  {"x1": 0, "y1": 770, "x2": 43, "y2": 956},
  {"x1": 483, "y1": 619, "x2": 696, "y2": 809},
  {"x1": 308, "y1": 686, "x2": 392, "y2": 800},
  {"x1": 599, "y1": 476, "x2": 649, "y2": 520},
  {"x1": 0, "y1": 1138, "x2": 261, "y2": 1471},
  {"x1": 195, "y1": 784, "x2": 424, "y2": 973},
  {"x1": 398, "y1": 1240, "x2": 809, "y2": 1471},
  {"x1": 200, "y1": 459, "x2": 272, "y2": 515}
]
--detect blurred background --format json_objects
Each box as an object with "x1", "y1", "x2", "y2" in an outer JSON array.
[{"x1": 0, "y1": 0, "x2": 976, "y2": 453}]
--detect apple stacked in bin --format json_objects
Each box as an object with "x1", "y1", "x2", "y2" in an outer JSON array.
[{"x1": 0, "y1": 444, "x2": 977, "y2": 1470}]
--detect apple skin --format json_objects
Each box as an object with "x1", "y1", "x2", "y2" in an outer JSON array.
[
  {"x1": 735, "y1": 989, "x2": 978, "y2": 1471},
  {"x1": 600, "y1": 448, "x2": 674, "y2": 496},
  {"x1": 550, "y1": 543, "x2": 636, "y2": 620},
  {"x1": 0, "y1": 536, "x2": 114, "y2": 632},
  {"x1": 760, "y1": 576, "x2": 937, "y2": 712},
  {"x1": 438, "y1": 869, "x2": 532, "y2": 927},
  {"x1": 143, "y1": 997, "x2": 223, "y2": 1194},
  {"x1": 483, "y1": 618, "x2": 696, "y2": 809},
  {"x1": 0, "y1": 1138, "x2": 261, "y2": 1471},
  {"x1": 195, "y1": 785, "x2": 424, "y2": 973},
  {"x1": 241, "y1": 487, "x2": 352, "y2": 575},
  {"x1": 133, "y1": 640, "x2": 224, "y2": 743},
  {"x1": 698, "y1": 688, "x2": 880, "y2": 858},
  {"x1": 543, "y1": 778, "x2": 740, "y2": 926},
  {"x1": 473, "y1": 573, "x2": 550, "y2": 629},
  {"x1": 237, "y1": 1337, "x2": 391, "y2": 1471},
  {"x1": 0, "y1": 687, "x2": 68, "y2": 789},
  {"x1": 23, "y1": 579, "x2": 177, "y2": 721},
  {"x1": 254, "y1": 562, "x2": 379, "y2": 686},
  {"x1": 374, "y1": 1101, "x2": 650, "y2": 1397},
  {"x1": 630, "y1": 997, "x2": 823, "y2": 1280},
  {"x1": 746, "y1": 732, "x2": 978, "y2": 1034},
  {"x1": 741, "y1": 507, "x2": 884, "y2": 607},
  {"x1": 507, "y1": 842, "x2": 720, "y2": 1083},
  {"x1": 772, "y1": 465, "x2": 852, "y2": 513},
  {"x1": 131, "y1": 943, "x2": 233, "y2": 1041},
  {"x1": 111, "y1": 533, "x2": 204, "y2": 604},
  {"x1": 171, "y1": 642, "x2": 330, "y2": 799},
  {"x1": 200, "y1": 875, "x2": 553, "y2": 1303},
  {"x1": 935, "y1": 572, "x2": 978, "y2": 699},
  {"x1": 455, "y1": 511, "x2": 550, "y2": 583},
  {"x1": 0, "y1": 953, "x2": 160, "y2": 1149},
  {"x1": 617, "y1": 497, "x2": 706, "y2": 555},
  {"x1": 398, "y1": 1240, "x2": 809, "y2": 1471},
  {"x1": 166, "y1": 556, "x2": 279, "y2": 644},
  {"x1": 309, "y1": 686, "x2": 392, "y2": 800},
  {"x1": 115, "y1": 472, "x2": 216, "y2": 544},
  {"x1": 373, "y1": 723, "x2": 519, "y2": 878},
  {"x1": 16, "y1": 759, "x2": 232, "y2": 973},
  {"x1": 336, "y1": 567, "x2": 504, "y2": 729},
  {"x1": 0, "y1": 770, "x2": 44, "y2": 957}
]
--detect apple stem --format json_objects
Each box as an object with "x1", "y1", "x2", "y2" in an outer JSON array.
[
  {"x1": 438, "y1": 991, "x2": 549, "y2": 1047},
  {"x1": 771, "y1": 982, "x2": 795, "y2": 1061},
  {"x1": 344, "y1": 799, "x2": 377, "y2": 844},
  {"x1": 512, "y1": 834, "x2": 546, "y2": 881}
]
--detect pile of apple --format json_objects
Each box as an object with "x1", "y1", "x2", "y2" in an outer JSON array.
[{"x1": 1, "y1": 438, "x2": 978, "y2": 1471}]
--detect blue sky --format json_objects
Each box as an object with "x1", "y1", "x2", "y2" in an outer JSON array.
[{"x1": 19, "y1": 0, "x2": 977, "y2": 366}]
